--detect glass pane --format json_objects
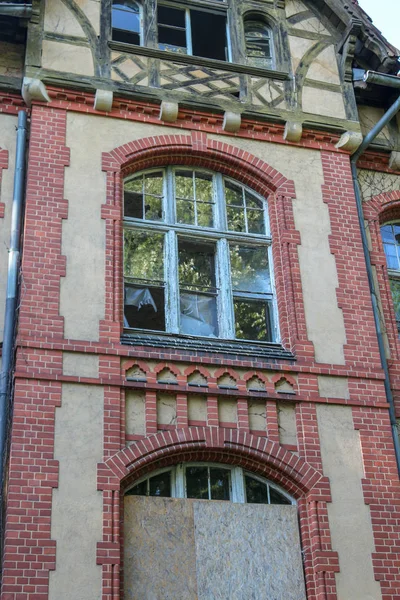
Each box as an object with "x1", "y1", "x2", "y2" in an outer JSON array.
[
  {"x1": 180, "y1": 293, "x2": 218, "y2": 337},
  {"x1": 393, "y1": 224, "x2": 400, "y2": 243},
  {"x1": 224, "y1": 180, "x2": 243, "y2": 206},
  {"x1": 124, "y1": 284, "x2": 165, "y2": 331},
  {"x1": 197, "y1": 202, "x2": 213, "y2": 228},
  {"x1": 230, "y1": 245, "x2": 270, "y2": 293},
  {"x1": 269, "y1": 487, "x2": 291, "y2": 505},
  {"x1": 245, "y1": 191, "x2": 262, "y2": 210},
  {"x1": 126, "y1": 480, "x2": 147, "y2": 496},
  {"x1": 247, "y1": 209, "x2": 265, "y2": 234},
  {"x1": 175, "y1": 171, "x2": 194, "y2": 199},
  {"x1": 124, "y1": 177, "x2": 143, "y2": 218},
  {"x1": 390, "y1": 278, "x2": 400, "y2": 323},
  {"x1": 158, "y1": 4, "x2": 185, "y2": 27},
  {"x1": 195, "y1": 173, "x2": 213, "y2": 201},
  {"x1": 186, "y1": 466, "x2": 209, "y2": 499},
  {"x1": 177, "y1": 199, "x2": 195, "y2": 225},
  {"x1": 112, "y1": 4, "x2": 140, "y2": 33},
  {"x1": 245, "y1": 475, "x2": 268, "y2": 504},
  {"x1": 179, "y1": 240, "x2": 215, "y2": 290},
  {"x1": 144, "y1": 195, "x2": 162, "y2": 221},
  {"x1": 227, "y1": 205, "x2": 245, "y2": 232},
  {"x1": 384, "y1": 243, "x2": 399, "y2": 270},
  {"x1": 381, "y1": 224, "x2": 394, "y2": 243},
  {"x1": 149, "y1": 471, "x2": 171, "y2": 497},
  {"x1": 234, "y1": 298, "x2": 270, "y2": 341},
  {"x1": 124, "y1": 231, "x2": 164, "y2": 281},
  {"x1": 210, "y1": 468, "x2": 230, "y2": 500},
  {"x1": 144, "y1": 171, "x2": 163, "y2": 196}
]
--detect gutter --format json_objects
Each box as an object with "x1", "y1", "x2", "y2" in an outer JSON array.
[
  {"x1": 351, "y1": 70, "x2": 400, "y2": 476},
  {"x1": 0, "y1": 111, "x2": 27, "y2": 524},
  {"x1": 0, "y1": 3, "x2": 32, "y2": 17}
]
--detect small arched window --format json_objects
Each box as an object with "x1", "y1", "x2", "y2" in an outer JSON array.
[
  {"x1": 244, "y1": 17, "x2": 273, "y2": 68},
  {"x1": 125, "y1": 463, "x2": 294, "y2": 504},
  {"x1": 380, "y1": 222, "x2": 400, "y2": 333},
  {"x1": 112, "y1": 0, "x2": 141, "y2": 45}
]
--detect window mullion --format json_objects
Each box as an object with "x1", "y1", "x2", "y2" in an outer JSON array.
[
  {"x1": 175, "y1": 465, "x2": 185, "y2": 498},
  {"x1": 216, "y1": 238, "x2": 235, "y2": 338},
  {"x1": 231, "y1": 467, "x2": 245, "y2": 503},
  {"x1": 214, "y1": 173, "x2": 226, "y2": 231},
  {"x1": 165, "y1": 230, "x2": 179, "y2": 333},
  {"x1": 185, "y1": 9, "x2": 192, "y2": 55}
]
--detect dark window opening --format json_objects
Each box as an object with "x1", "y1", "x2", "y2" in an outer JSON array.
[
  {"x1": 158, "y1": 5, "x2": 187, "y2": 53},
  {"x1": 191, "y1": 10, "x2": 227, "y2": 61}
]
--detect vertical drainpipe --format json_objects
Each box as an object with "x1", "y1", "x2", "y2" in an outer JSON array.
[
  {"x1": 0, "y1": 111, "x2": 28, "y2": 520},
  {"x1": 350, "y1": 71, "x2": 400, "y2": 476}
]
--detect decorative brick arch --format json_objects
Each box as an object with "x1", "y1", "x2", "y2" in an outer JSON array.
[
  {"x1": 100, "y1": 131, "x2": 313, "y2": 355},
  {"x1": 100, "y1": 427, "x2": 325, "y2": 497}
]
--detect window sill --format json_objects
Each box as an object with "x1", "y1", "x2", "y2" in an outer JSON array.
[
  {"x1": 108, "y1": 41, "x2": 290, "y2": 81},
  {"x1": 121, "y1": 330, "x2": 295, "y2": 360}
]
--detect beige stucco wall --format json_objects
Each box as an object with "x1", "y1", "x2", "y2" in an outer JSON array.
[
  {"x1": 0, "y1": 114, "x2": 17, "y2": 342},
  {"x1": 318, "y1": 376, "x2": 349, "y2": 399},
  {"x1": 44, "y1": 0, "x2": 100, "y2": 37},
  {"x1": 277, "y1": 402, "x2": 297, "y2": 445},
  {"x1": 188, "y1": 394, "x2": 207, "y2": 422},
  {"x1": 126, "y1": 390, "x2": 146, "y2": 436},
  {"x1": 62, "y1": 351, "x2": 99, "y2": 377},
  {"x1": 49, "y1": 383, "x2": 103, "y2": 600},
  {"x1": 317, "y1": 405, "x2": 382, "y2": 600},
  {"x1": 218, "y1": 397, "x2": 237, "y2": 424},
  {"x1": 42, "y1": 40, "x2": 94, "y2": 76},
  {"x1": 248, "y1": 399, "x2": 266, "y2": 431},
  {"x1": 60, "y1": 114, "x2": 183, "y2": 341},
  {"x1": 209, "y1": 134, "x2": 347, "y2": 364},
  {"x1": 157, "y1": 392, "x2": 177, "y2": 426}
]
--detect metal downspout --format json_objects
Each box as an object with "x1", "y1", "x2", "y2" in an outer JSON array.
[
  {"x1": 351, "y1": 71, "x2": 400, "y2": 476},
  {"x1": 0, "y1": 111, "x2": 28, "y2": 510}
]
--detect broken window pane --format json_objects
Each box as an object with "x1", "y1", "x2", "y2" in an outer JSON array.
[
  {"x1": 158, "y1": 5, "x2": 187, "y2": 53},
  {"x1": 180, "y1": 293, "x2": 217, "y2": 337},
  {"x1": 230, "y1": 245, "x2": 270, "y2": 294},
  {"x1": 124, "y1": 231, "x2": 165, "y2": 331},
  {"x1": 245, "y1": 20, "x2": 272, "y2": 67},
  {"x1": 245, "y1": 475, "x2": 268, "y2": 504},
  {"x1": 179, "y1": 239, "x2": 215, "y2": 291},
  {"x1": 112, "y1": 0, "x2": 141, "y2": 45},
  {"x1": 186, "y1": 466, "x2": 209, "y2": 499},
  {"x1": 124, "y1": 171, "x2": 163, "y2": 221},
  {"x1": 234, "y1": 298, "x2": 271, "y2": 341}
]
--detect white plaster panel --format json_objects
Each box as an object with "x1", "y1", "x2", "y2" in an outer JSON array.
[
  {"x1": 307, "y1": 45, "x2": 341, "y2": 84},
  {"x1": 218, "y1": 397, "x2": 237, "y2": 424},
  {"x1": 49, "y1": 383, "x2": 103, "y2": 600},
  {"x1": 157, "y1": 392, "x2": 177, "y2": 426},
  {"x1": 288, "y1": 35, "x2": 315, "y2": 73},
  {"x1": 0, "y1": 114, "x2": 17, "y2": 343},
  {"x1": 302, "y1": 86, "x2": 346, "y2": 119},
  {"x1": 318, "y1": 376, "x2": 349, "y2": 399},
  {"x1": 317, "y1": 405, "x2": 382, "y2": 600},
  {"x1": 285, "y1": 0, "x2": 308, "y2": 18},
  {"x1": 187, "y1": 394, "x2": 207, "y2": 422},
  {"x1": 62, "y1": 351, "x2": 99, "y2": 377},
  {"x1": 44, "y1": 0, "x2": 85, "y2": 37},
  {"x1": 277, "y1": 402, "x2": 297, "y2": 446},
  {"x1": 42, "y1": 40, "x2": 94, "y2": 76},
  {"x1": 126, "y1": 390, "x2": 146, "y2": 436},
  {"x1": 208, "y1": 135, "x2": 347, "y2": 364},
  {"x1": 248, "y1": 399, "x2": 266, "y2": 432}
]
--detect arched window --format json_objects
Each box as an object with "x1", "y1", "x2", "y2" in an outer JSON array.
[
  {"x1": 125, "y1": 463, "x2": 294, "y2": 504},
  {"x1": 112, "y1": 0, "x2": 141, "y2": 45},
  {"x1": 244, "y1": 16, "x2": 273, "y2": 68},
  {"x1": 380, "y1": 221, "x2": 400, "y2": 333},
  {"x1": 123, "y1": 167, "x2": 278, "y2": 342}
]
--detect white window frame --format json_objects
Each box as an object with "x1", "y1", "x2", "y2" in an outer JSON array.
[
  {"x1": 381, "y1": 220, "x2": 400, "y2": 334},
  {"x1": 125, "y1": 462, "x2": 296, "y2": 505},
  {"x1": 123, "y1": 167, "x2": 280, "y2": 343},
  {"x1": 243, "y1": 14, "x2": 275, "y2": 69}
]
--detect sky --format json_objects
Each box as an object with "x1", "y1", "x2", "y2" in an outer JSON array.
[{"x1": 358, "y1": 0, "x2": 400, "y2": 50}]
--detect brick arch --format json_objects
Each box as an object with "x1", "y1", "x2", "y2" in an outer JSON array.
[
  {"x1": 102, "y1": 427, "x2": 325, "y2": 499},
  {"x1": 102, "y1": 131, "x2": 295, "y2": 197},
  {"x1": 363, "y1": 190, "x2": 400, "y2": 223}
]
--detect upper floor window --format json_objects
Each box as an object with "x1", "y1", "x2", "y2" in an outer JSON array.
[
  {"x1": 380, "y1": 222, "x2": 400, "y2": 333},
  {"x1": 157, "y1": 4, "x2": 228, "y2": 60},
  {"x1": 123, "y1": 167, "x2": 278, "y2": 342},
  {"x1": 125, "y1": 463, "x2": 294, "y2": 505},
  {"x1": 112, "y1": 0, "x2": 142, "y2": 45},
  {"x1": 244, "y1": 16, "x2": 273, "y2": 68}
]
